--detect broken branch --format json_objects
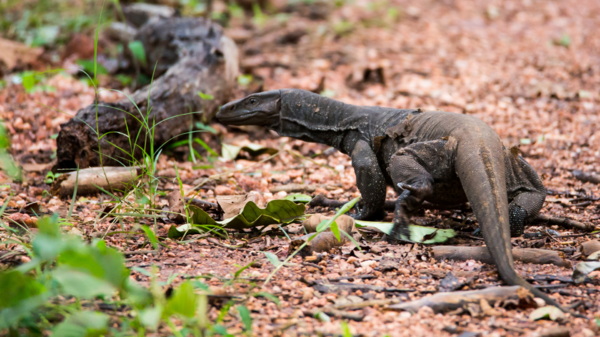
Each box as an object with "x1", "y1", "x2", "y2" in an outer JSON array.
[
  {"x1": 431, "y1": 246, "x2": 571, "y2": 268},
  {"x1": 386, "y1": 285, "x2": 534, "y2": 314}
]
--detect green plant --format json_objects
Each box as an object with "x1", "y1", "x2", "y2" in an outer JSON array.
[
  {"x1": 0, "y1": 121, "x2": 21, "y2": 181},
  {"x1": 0, "y1": 215, "x2": 238, "y2": 335}
]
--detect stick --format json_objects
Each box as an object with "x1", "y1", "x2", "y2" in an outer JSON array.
[
  {"x1": 303, "y1": 308, "x2": 364, "y2": 321},
  {"x1": 431, "y1": 246, "x2": 571, "y2": 268},
  {"x1": 123, "y1": 249, "x2": 158, "y2": 256},
  {"x1": 573, "y1": 170, "x2": 600, "y2": 184},
  {"x1": 534, "y1": 214, "x2": 597, "y2": 232},
  {"x1": 333, "y1": 298, "x2": 401, "y2": 310},
  {"x1": 386, "y1": 285, "x2": 532, "y2": 314},
  {"x1": 270, "y1": 184, "x2": 340, "y2": 193}
]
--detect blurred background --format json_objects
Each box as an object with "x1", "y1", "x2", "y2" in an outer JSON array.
[{"x1": 0, "y1": 0, "x2": 598, "y2": 178}]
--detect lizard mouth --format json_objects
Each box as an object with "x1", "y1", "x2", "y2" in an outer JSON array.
[{"x1": 216, "y1": 111, "x2": 260, "y2": 125}]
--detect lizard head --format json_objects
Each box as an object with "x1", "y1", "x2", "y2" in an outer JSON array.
[{"x1": 216, "y1": 90, "x2": 281, "y2": 127}]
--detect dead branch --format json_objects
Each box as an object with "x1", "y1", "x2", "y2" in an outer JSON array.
[
  {"x1": 303, "y1": 308, "x2": 364, "y2": 321},
  {"x1": 333, "y1": 298, "x2": 401, "y2": 310},
  {"x1": 270, "y1": 184, "x2": 340, "y2": 193},
  {"x1": 534, "y1": 214, "x2": 596, "y2": 232},
  {"x1": 573, "y1": 170, "x2": 600, "y2": 184},
  {"x1": 386, "y1": 285, "x2": 534, "y2": 314},
  {"x1": 431, "y1": 246, "x2": 571, "y2": 268},
  {"x1": 305, "y1": 280, "x2": 415, "y2": 294},
  {"x1": 123, "y1": 249, "x2": 158, "y2": 256}
]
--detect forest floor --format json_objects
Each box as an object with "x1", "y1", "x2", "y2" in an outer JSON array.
[{"x1": 1, "y1": 0, "x2": 600, "y2": 336}]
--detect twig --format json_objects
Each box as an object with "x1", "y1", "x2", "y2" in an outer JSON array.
[
  {"x1": 327, "y1": 275, "x2": 376, "y2": 282},
  {"x1": 534, "y1": 214, "x2": 597, "y2": 232},
  {"x1": 123, "y1": 249, "x2": 158, "y2": 256},
  {"x1": 303, "y1": 308, "x2": 364, "y2": 321},
  {"x1": 302, "y1": 262, "x2": 325, "y2": 271},
  {"x1": 573, "y1": 170, "x2": 600, "y2": 184},
  {"x1": 333, "y1": 298, "x2": 401, "y2": 310}
]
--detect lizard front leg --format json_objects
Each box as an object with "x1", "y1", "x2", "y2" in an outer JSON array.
[
  {"x1": 349, "y1": 140, "x2": 387, "y2": 220},
  {"x1": 388, "y1": 154, "x2": 434, "y2": 240}
]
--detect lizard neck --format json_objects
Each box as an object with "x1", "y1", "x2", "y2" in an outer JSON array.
[{"x1": 275, "y1": 89, "x2": 353, "y2": 149}]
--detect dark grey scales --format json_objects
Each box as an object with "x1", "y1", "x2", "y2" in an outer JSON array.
[{"x1": 216, "y1": 89, "x2": 572, "y2": 315}]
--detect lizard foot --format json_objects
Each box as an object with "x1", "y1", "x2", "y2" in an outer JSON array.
[{"x1": 350, "y1": 208, "x2": 387, "y2": 221}]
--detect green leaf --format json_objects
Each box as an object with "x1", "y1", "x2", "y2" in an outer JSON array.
[
  {"x1": 0, "y1": 270, "x2": 46, "y2": 310},
  {"x1": 76, "y1": 60, "x2": 108, "y2": 75},
  {"x1": 128, "y1": 40, "x2": 147, "y2": 66},
  {"x1": 139, "y1": 306, "x2": 162, "y2": 330},
  {"x1": 194, "y1": 138, "x2": 219, "y2": 156},
  {"x1": 252, "y1": 292, "x2": 280, "y2": 305},
  {"x1": 168, "y1": 223, "x2": 205, "y2": 239},
  {"x1": 165, "y1": 281, "x2": 197, "y2": 318},
  {"x1": 354, "y1": 221, "x2": 456, "y2": 244},
  {"x1": 170, "y1": 198, "x2": 306, "y2": 237},
  {"x1": 284, "y1": 194, "x2": 312, "y2": 203},
  {"x1": 529, "y1": 306, "x2": 565, "y2": 321},
  {"x1": 264, "y1": 252, "x2": 281, "y2": 267},
  {"x1": 52, "y1": 266, "x2": 117, "y2": 299},
  {"x1": 195, "y1": 122, "x2": 217, "y2": 134},
  {"x1": 317, "y1": 197, "x2": 360, "y2": 235},
  {"x1": 237, "y1": 305, "x2": 252, "y2": 331},
  {"x1": 56, "y1": 240, "x2": 130, "y2": 291},
  {"x1": 330, "y1": 221, "x2": 341, "y2": 241},
  {"x1": 52, "y1": 311, "x2": 109, "y2": 337},
  {"x1": 141, "y1": 225, "x2": 159, "y2": 250},
  {"x1": 198, "y1": 91, "x2": 214, "y2": 100},
  {"x1": 234, "y1": 261, "x2": 255, "y2": 279},
  {"x1": 237, "y1": 74, "x2": 253, "y2": 86}
]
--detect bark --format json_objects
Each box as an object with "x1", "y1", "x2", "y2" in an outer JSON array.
[
  {"x1": 56, "y1": 18, "x2": 238, "y2": 170},
  {"x1": 431, "y1": 246, "x2": 571, "y2": 268}
]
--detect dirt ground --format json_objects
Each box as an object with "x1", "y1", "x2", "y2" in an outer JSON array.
[{"x1": 1, "y1": 0, "x2": 600, "y2": 336}]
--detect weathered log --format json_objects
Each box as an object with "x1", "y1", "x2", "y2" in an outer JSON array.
[
  {"x1": 51, "y1": 166, "x2": 139, "y2": 198},
  {"x1": 431, "y1": 246, "x2": 571, "y2": 268},
  {"x1": 386, "y1": 286, "x2": 534, "y2": 314},
  {"x1": 56, "y1": 18, "x2": 238, "y2": 170}
]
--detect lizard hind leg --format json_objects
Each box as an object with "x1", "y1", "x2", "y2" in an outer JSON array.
[{"x1": 508, "y1": 191, "x2": 545, "y2": 237}]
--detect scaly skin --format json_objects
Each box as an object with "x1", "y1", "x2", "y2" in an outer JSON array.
[{"x1": 217, "y1": 89, "x2": 574, "y2": 315}]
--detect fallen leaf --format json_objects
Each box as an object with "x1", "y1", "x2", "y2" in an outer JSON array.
[
  {"x1": 354, "y1": 221, "x2": 456, "y2": 244},
  {"x1": 216, "y1": 194, "x2": 258, "y2": 219},
  {"x1": 168, "y1": 199, "x2": 306, "y2": 238},
  {"x1": 529, "y1": 306, "x2": 565, "y2": 321},
  {"x1": 0, "y1": 38, "x2": 43, "y2": 70},
  {"x1": 572, "y1": 261, "x2": 600, "y2": 283}
]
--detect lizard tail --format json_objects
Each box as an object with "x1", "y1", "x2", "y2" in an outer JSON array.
[{"x1": 454, "y1": 133, "x2": 577, "y2": 316}]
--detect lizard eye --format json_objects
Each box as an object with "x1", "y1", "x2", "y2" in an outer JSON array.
[{"x1": 249, "y1": 98, "x2": 257, "y2": 105}]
